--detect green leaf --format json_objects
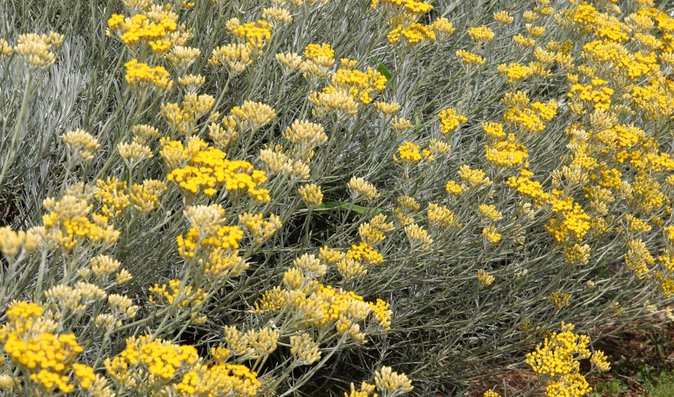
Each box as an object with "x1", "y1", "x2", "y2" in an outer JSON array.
[
  {"x1": 373, "y1": 58, "x2": 396, "y2": 89},
  {"x1": 376, "y1": 63, "x2": 393, "y2": 81}
]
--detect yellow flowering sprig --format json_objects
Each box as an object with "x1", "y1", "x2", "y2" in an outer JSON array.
[
  {"x1": 0, "y1": 302, "x2": 96, "y2": 394},
  {"x1": 526, "y1": 322, "x2": 609, "y2": 397},
  {"x1": 162, "y1": 137, "x2": 271, "y2": 201}
]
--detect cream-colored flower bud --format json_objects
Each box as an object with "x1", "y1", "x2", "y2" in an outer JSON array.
[
  {"x1": 404, "y1": 223, "x2": 432, "y2": 250},
  {"x1": 494, "y1": 11, "x2": 514, "y2": 24},
  {"x1": 78, "y1": 267, "x2": 92, "y2": 279},
  {"x1": 0, "y1": 374, "x2": 18, "y2": 390},
  {"x1": 75, "y1": 282, "x2": 107, "y2": 300},
  {"x1": 14, "y1": 32, "x2": 63, "y2": 68},
  {"x1": 298, "y1": 183, "x2": 323, "y2": 207},
  {"x1": 0, "y1": 39, "x2": 12, "y2": 57},
  {"x1": 211, "y1": 43, "x2": 253, "y2": 74},
  {"x1": 346, "y1": 300, "x2": 372, "y2": 321},
  {"x1": 45, "y1": 285, "x2": 84, "y2": 311},
  {"x1": 290, "y1": 333, "x2": 321, "y2": 365},
  {"x1": 391, "y1": 117, "x2": 413, "y2": 132},
  {"x1": 23, "y1": 227, "x2": 45, "y2": 252},
  {"x1": 230, "y1": 101, "x2": 276, "y2": 131},
  {"x1": 291, "y1": 159, "x2": 311, "y2": 180},
  {"x1": 209, "y1": 121, "x2": 239, "y2": 149},
  {"x1": 118, "y1": 141, "x2": 153, "y2": 163},
  {"x1": 225, "y1": 17, "x2": 241, "y2": 32},
  {"x1": 374, "y1": 101, "x2": 401, "y2": 115},
  {"x1": 184, "y1": 204, "x2": 226, "y2": 235},
  {"x1": 283, "y1": 120, "x2": 327, "y2": 147},
  {"x1": 62, "y1": 129, "x2": 100, "y2": 161},
  {"x1": 108, "y1": 293, "x2": 133, "y2": 310},
  {"x1": 0, "y1": 227, "x2": 25, "y2": 258},
  {"x1": 293, "y1": 254, "x2": 326, "y2": 277},
  {"x1": 125, "y1": 304, "x2": 139, "y2": 318},
  {"x1": 94, "y1": 313, "x2": 117, "y2": 329},
  {"x1": 177, "y1": 74, "x2": 206, "y2": 90},
  {"x1": 130, "y1": 124, "x2": 160, "y2": 143},
  {"x1": 336, "y1": 257, "x2": 367, "y2": 279},
  {"x1": 283, "y1": 267, "x2": 306, "y2": 290},
  {"x1": 115, "y1": 269, "x2": 134, "y2": 285},
  {"x1": 166, "y1": 45, "x2": 201, "y2": 70},
  {"x1": 275, "y1": 52, "x2": 302, "y2": 71},
  {"x1": 91, "y1": 255, "x2": 121, "y2": 277},
  {"x1": 183, "y1": 93, "x2": 215, "y2": 115},
  {"x1": 374, "y1": 366, "x2": 414, "y2": 394},
  {"x1": 260, "y1": 147, "x2": 293, "y2": 175},
  {"x1": 247, "y1": 327, "x2": 280, "y2": 357},
  {"x1": 477, "y1": 269, "x2": 495, "y2": 286},
  {"x1": 348, "y1": 176, "x2": 380, "y2": 201},
  {"x1": 262, "y1": 7, "x2": 293, "y2": 24}
]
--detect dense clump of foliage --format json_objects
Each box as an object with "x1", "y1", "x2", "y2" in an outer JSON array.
[{"x1": 1, "y1": 0, "x2": 674, "y2": 395}]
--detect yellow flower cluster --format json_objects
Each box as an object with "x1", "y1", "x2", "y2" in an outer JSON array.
[
  {"x1": 176, "y1": 363, "x2": 260, "y2": 396},
  {"x1": 345, "y1": 366, "x2": 413, "y2": 397},
  {"x1": 468, "y1": 25, "x2": 495, "y2": 43},
  {"x1": 304, "y1": 43, "x2": 335, "y2": 66},
  {"x1": 163, "y1": 137, "x2": 270, "y2": 201},
  {"x1": 502, "y1": 91, "x2": 557, "y2": 134},
  {"x1": 0, "y1": 302, "x2": 93, "y2": 393},
  {"x1": 395, "y1": 141, "x2": 422, "y2": 164},
  {"x1": 13, "y1": 32, "x2": 64, "y2": 68},
  {"x1": 10, "y1": 0, "x2": 674, "y2": 394},
  {"x1": 549, "y1": 291, "x2": 572, "y2": 309},
  {"x1": 227, "y1": 18, "x2": 273, "y2": 49},
  {"x1": 370, "y1": 0, "x2": 432, "y2": 16},
  {"x1": 223, "y1": 325, "x2": 279, "y2": 359},
  {"x1": 438, "y1": 107, "x2": 468, "y2": 135},
  {"x1": 371, "y1": 0, "x2": 452, "y2": 46},
  {"x1": 238, "y1": 212, "x2": 283, "y2": 244},
  {"x1": 326, "y1": 214, "x2": 393, "y2": 279},
  {"x1": 41, "y1": 195, "x2": 119, "y2": 251},
  {"x1": 497, "y1": 63, "x2": 533, "y2": 85},
  {"x1": 526, "y1": 322, "x2": 609, "y2": 397},
  {"x1": 484, "y1": 134, "x2": 528, "y2": 168},
  {"x1": 62, "y1": 129, "x2": 100, "y2": 162},
  {"x1": 482, "y1": 225, "x2": 502, "y2": 244},
  {"x1": 568, "y1": 79, "x2": 614, "y2": 112},
  {"x1": 387, "y1": 23, "x2": 435, "y2": 45},
  {"x1": 149, "y1": 279, "x2": 206, "y2": 308},
  {"x1": 107, "y1": 6, "x2": 178, "y2": 51},
  {"x1": 176, "y1": 204, "x2": 245, "y2": 260},
  {"x1": 330, "y1": 68, "x2": 388, "y2": 105},
  {"x1": 255, "y1": 282, "x2": 391, "y2": 343},
  {"x1": 208, "y1": 17, "x2": 274, "y2": 76},
  {"x1": 455, "y1": 49, "x2": 486, "y2": 66},
  {"x1": 161, "y1": 93, "x2": 215, "y2": 134},
  {"x1": 476, "y1": 269, "x2": 495, "y2": 286},
  {"x1": 105, "y1": 335, "x2": 200, "y2": 385},
  {"x1": 306, "y1": 63, "x2": 387, "y2": 117},
  {"x1": 124, "y1": 59, "x2": 173, "y2": 90}
]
